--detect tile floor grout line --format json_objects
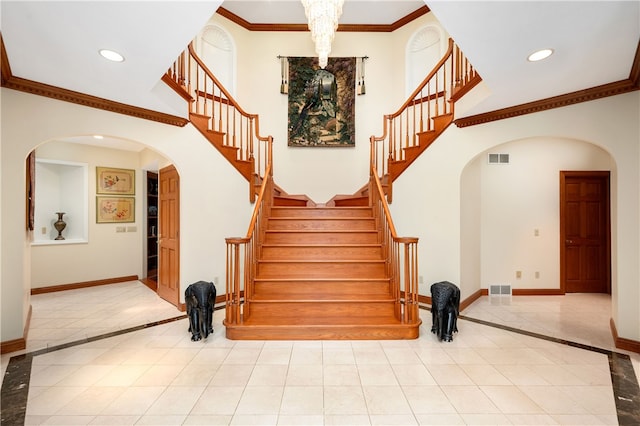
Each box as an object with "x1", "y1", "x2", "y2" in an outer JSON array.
[
  {"x1": 421, "y1": 304, "x2": 640, "y2": 425},
  {"x1": 2, "y1": 302, "x2": 637, "y2": 425}
]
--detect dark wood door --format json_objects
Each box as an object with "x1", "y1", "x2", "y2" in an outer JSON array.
[
  {"x1": 560, "y1": 171, "x2": 610, "y2": 293},
  {"x1": 158, "y1": 165, "x2": 180, "y2": 306}
]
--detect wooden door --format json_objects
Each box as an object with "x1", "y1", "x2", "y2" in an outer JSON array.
[
  {"x1": 158, "y1": 165, "x2": 180, "y2": 306},
  {"x1": 560, "y1": 171, "x2": 610, "y2": 293}
]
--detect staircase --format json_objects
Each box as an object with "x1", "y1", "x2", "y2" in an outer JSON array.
[
  {"x1": 224, "y1": 205, "x2": 421, "y2": 340},
  {"x1": 164, "y1": 37, "x2": 479, "y2": 341}
]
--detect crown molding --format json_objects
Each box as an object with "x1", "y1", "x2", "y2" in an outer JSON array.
[
  {"x1": 1, "y1": 34, "x2": 12, "y2": 86},
  {"x1": 216, "y1": 5, "x2": 429, "y2": 33},
  {"x1": 454, "y1": 79, "x2": 639, "y2": 128},
  {"x1": 2, "y1": 75, "x2": 189, "y2": 127},
  {"x1": 455, "y1": 40, "x2": 640, "y2": 128},
  {"x1": 0, "y1": 34, "x2": 188, "y2": 127},
  {"x1": 629, "y1": 39, "x2": 640, "y2": 87}
]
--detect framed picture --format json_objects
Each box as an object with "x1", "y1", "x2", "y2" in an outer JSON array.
[
  {"x1": 96, "y1": 167, "x2": 135, "y2": 195},
  {"x1": 287, "y1": 57, "x2": 356, "y2": 147},
  {"x1": 96, "y1": 196, "x2": 135, "y2": 223}
]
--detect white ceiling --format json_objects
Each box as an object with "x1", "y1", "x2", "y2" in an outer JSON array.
[{"x1": 1, "y1": 1, "x2": 638, "y2": 150}]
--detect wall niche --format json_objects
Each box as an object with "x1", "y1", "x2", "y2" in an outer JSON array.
[{"x1": 32, "y1": 158, "x2": 88, "y2": 245}]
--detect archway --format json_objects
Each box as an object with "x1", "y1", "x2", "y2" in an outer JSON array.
[
  {"x1": 460, "y1": 136, "x2": 615, "y2": 340},
  {"x1": 30, "y1": 136, "x2": 176, "y2": 291}
]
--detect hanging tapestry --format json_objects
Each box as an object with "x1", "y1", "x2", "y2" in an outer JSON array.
[{"x1": 287, "y1": 57, "x2": 356, "y2": 147}]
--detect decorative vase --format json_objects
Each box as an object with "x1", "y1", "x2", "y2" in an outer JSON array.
[{"x1": 54, "y1": 212, "x2": 66, "y2": 240}]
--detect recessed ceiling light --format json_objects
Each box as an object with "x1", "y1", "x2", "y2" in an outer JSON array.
[
  {"x1": 93, "y1": 135, "x2": 104, "y2": 139},
  {"x1": 99, "y1": 49, "x2": 125, "y2": 62},
  {"x1": 527, "y1": 48, "x2": 554, "y2": 62}
]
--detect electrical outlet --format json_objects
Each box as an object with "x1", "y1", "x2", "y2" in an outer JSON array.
[
  {"x1": 516, "y1": 270, "x2": 522, "y2": 279},
  {"x1": 535, "y1": 271, "x2": 540, "y2": 279},
  {"x1": 41, "y1": 227, "x2": 47, "y2": 234},
  {"x1": 419, "y1": 275, "x2": 424, "y2": 284}
]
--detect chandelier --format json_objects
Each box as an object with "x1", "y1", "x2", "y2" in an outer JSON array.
[{"x1": 301, "y1": 0, "x2": 344, "y2": 68}]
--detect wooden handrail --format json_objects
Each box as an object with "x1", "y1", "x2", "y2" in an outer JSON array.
[
  {"x1": 165, "y1": 43, "x2": 273, "y2": 199},
  {"x1": 164, "y1": 43, "x2": 276, "y2": 327},
  {"x1": 370, "y1": 38, "x2": 480, "y2": 199},
  {"x1": 369, "y1": 164, "x2": 420, "y2": 324},
  {"x1": 224, "y1": 161, "x2": 274, "y2": 327}
]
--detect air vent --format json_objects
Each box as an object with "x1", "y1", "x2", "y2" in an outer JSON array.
[
  {"x1": 489, "y1": 284, "x2": 512, "y2": 295},
  {"x1": 488, "y1": 153, "x2": 510, "y2": 164},
  {"x1": 489, "y1": 284, "x2": 512, "y2": 304}
]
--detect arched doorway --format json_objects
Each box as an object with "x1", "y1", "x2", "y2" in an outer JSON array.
[{"x1": 30, "y1": 136, "x2": 181, "y2": 310}]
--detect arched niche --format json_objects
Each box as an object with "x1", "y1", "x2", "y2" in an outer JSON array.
[
  {"x1": 405, "y1": 25, "x2": 446, "y2": 97},
  {"x1": 195, "y1": 24, "x2": 236, "y2": 96}
]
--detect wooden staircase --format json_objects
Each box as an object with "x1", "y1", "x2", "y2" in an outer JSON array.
[
  {"x1": 224, "y1": 205, "x2": 421, "y2": 340},
  {"x1": 165, "y1": 38, "x2": 478, "y2": 341}
]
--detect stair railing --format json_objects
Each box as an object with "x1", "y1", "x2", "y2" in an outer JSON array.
[
  {"x1": 165, "y1": 43, "x2": 272, "y2": 201},
  {"x1": 369, "y1": 165, "x2": 420, "y2": 324},
  {"x1": 224, "y1": 160, "x2": 274, "y2": 326},
  {"x1": 370, "y1": 38, "x2": 479, "y2": 198}
]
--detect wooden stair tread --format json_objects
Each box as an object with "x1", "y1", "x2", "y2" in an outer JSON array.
[
  {"x1": 262, "y1": 243, "x2": 381, "y2": 247},
  {"x1": 239, "y1": 315, "x2": 401, "y2": 326},
  {"x1": 226, "y1": 202, "x2": 421, "y2": 340},
  {"x1": 258, "y1": 259, "x2": 385, "y2": 263},
  {"x1": 224, "y1": 322, "x2": 421, "y2": 340},
  {"x1": 251, "y1": 294, "x2": 394, "y2": 301},
  {"x1": 254, "y1": 277, "x2": 389, "y2": 283}
]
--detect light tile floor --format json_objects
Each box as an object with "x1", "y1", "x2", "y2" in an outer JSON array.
[{"x1": 2, "y1": 281, "x2": 638, "y2": 425}]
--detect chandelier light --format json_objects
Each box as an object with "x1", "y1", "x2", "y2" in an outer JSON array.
[{"x1": 301, "y1": 0, "x2": 344, "y2": 68}]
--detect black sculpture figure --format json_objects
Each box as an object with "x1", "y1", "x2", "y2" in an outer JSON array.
[
  {"x1": 185, "y1": 281, "x2": 217, "y2": 341},
  {"x1": 430, "y1": 281, "x2": 460, "y2": 342}
]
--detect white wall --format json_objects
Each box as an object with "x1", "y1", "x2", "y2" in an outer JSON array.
[
  {"x1": 390, "y1": 91, "x2": 639, "y2": 340},
  {"x1": 2, "y1": 12, "x2": 639, "y2": 345},
  {"x1": 478, "y1": 138, "x2": 612, "y2": 290},
  {"x1": 212, "y1": 12, "x2": 445, "y2": 204},
  {"x1": 1, "y1": 89, "x2": 253, "y2": 342},
  {"x1": 31, "y1": 142, "x2": 145, "y2": 288}
]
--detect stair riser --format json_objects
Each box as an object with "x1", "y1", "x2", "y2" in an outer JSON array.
[
  {"x1": 264, "y1": 232, "x2": 379, "y2": 244},
  {"x1": 332, "y1": 198, "x2": 369, "y2": 207},
  {"x1": 247, "y1": 301, "x2": 397, "y2": 318},
  {"x1": 273, "y1": 198, "x2": 309, "y2": 207},
  {"x1": 261, "y1": 245, "x2": 383, "y2": 260},
  {"x1": 268, "y1": 218, "x2": 375, "y2": 230},
  {"x1": 270, "y1": 207, "x2": 372, "y2": 218},
  {"x1": 257, "y1": 262, "x2": 386, "y2": 278},
  {"x1": 224, "y1": 324, "x2": 420, "y2": 340},
  {"x1": 254, "y1": 280, "x2": 390, "y2": 294}
]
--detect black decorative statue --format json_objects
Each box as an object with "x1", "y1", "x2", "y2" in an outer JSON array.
[
  {"x1": 185, "y1": 281, "x2": 217, "y2": 341},
  {"x1": 430, "y1": 281, "x2": 460, "y2": 342}
]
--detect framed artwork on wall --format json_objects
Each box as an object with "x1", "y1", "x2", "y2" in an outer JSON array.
[
  {"x1": 287, "y1": 57, "x2": 356, "y2": 147},
  {"x1": 96, "y1": 167, "x2": 135, "y2": 195},
  {"x1": 96, "y1": 196, "x2": 135, "y2": 223}
]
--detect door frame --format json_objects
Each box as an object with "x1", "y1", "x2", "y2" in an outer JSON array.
[{"x1": 559, "y1": 170, "x2": 611, "y2": 294}]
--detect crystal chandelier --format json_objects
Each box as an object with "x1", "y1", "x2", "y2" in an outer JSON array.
[{"x1": 301, "y1": 0, "x2": 344, "y2": 68}]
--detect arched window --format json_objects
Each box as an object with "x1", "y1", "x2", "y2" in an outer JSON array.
[
  {"x1": 196, "y1": 24, "x2": 236, "y2": 96},
  {"x1": 406, "y1": 25, "x2": 445, "y2": 97}
]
